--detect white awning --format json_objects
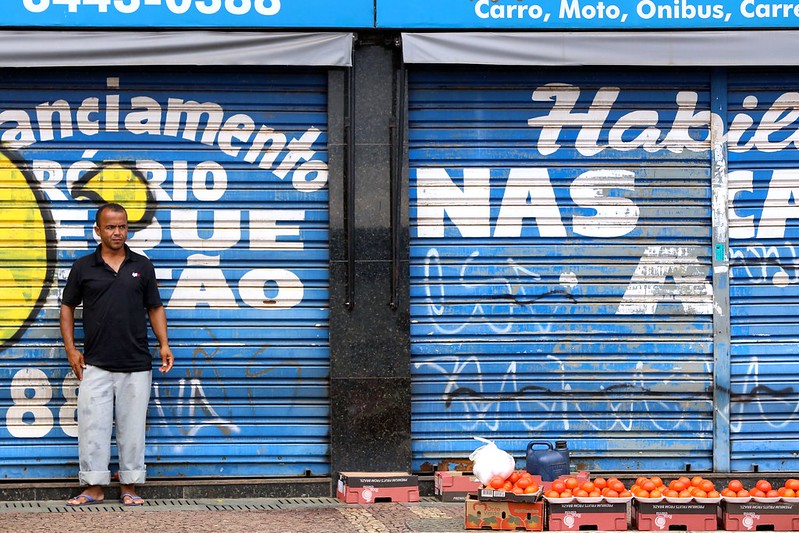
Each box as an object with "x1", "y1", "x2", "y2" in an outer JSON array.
[
  {"x1": 0, "y1": 31, "x2": 354, "y2": 67},
  {"x1": 402, "y1": 31, "x2": 799, "y2": 66}
]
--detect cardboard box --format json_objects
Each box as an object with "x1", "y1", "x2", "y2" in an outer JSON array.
[
  {"x1": 435, "y1": 471, "x2": 480, "y2": 502},
  {"x1": 465, "y1": 494, "x2": 544, "y2": 531},
  {"x1": 632, "y1": 499, "x2": 718, "y2": 531},
  {"x1": 547, "y1": 500, "x2": 628, "y2": 531},
  {"x1": 336, "y1": 472, "x2": 419, "y2": 504},
  {"x1": 721, "y1": 500, "x2": 799, "y2": 531}
]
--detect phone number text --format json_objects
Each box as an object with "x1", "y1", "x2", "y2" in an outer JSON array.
[{"x1": 23, "y1": 0, "x2": 280, "y2": 16}]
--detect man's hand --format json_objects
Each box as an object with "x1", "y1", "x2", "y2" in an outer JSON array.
[
  {"x1": 159, "y1": 345, "x2": 174, "y2": 373},
  {"x1": 66, "y1": 347, "x2": 86, "y2": 381}
]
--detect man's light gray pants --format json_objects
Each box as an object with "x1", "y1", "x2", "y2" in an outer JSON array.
[{"x1": 78, "y1": 365, "x2": 152, "y2": 486}]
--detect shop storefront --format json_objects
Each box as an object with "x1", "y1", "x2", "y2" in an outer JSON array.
[
  {"x1": 0, "y1": 21, "x2": 355, "y2": 479},
  {"x1": 396, "y1": 15, "x2": 799, "y2": 473}
]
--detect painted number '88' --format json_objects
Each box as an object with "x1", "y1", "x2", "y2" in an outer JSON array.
[{"x1": 5, "y1": 368, "x2": 78, "y2": 438}]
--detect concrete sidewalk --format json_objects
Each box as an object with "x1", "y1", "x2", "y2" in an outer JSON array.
[
  {"x1": 2, "y1": 477, "x2": 795, "y2": 533},
  {"x1": 0, "y1": 496, "x2": 467, "y2": 533},
  {"x1": 0, "y1": 496, "x2": 740, "y2": 533}
]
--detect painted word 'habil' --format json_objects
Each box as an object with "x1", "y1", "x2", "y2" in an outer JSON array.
[{"x1": 528, "y1": 83, "x2": 799, "y2": 156}]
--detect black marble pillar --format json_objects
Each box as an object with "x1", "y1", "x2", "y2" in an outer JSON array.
[{"x1": 328, "y1": 36, "x2": 411, "y2": 482}]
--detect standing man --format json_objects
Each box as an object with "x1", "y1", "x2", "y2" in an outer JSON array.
[{"x1": 60, "y1": 203, "x2": 173, "y2": 506}]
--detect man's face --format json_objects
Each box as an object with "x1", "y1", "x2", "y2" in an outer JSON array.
[{"x1": 94, "y1": 208, "x2": 128, "y2": 251}]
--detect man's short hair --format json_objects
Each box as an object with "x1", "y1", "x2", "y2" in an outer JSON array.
[{"x1": 95, "y1": 203, "x2": 127, "y2": 227}]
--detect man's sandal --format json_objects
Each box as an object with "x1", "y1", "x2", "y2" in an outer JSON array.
[
  {"x1": 66, "y1": 494, "x2": 103, "y2": 506},
  {"x1": 120, "y1": 493, "x2": 144, "y2": 506}
]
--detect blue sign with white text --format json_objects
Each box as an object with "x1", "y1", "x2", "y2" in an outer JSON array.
[
  {"x1": 7, "y1": 0, "x2": 798, "y2": 29},
  {"x1": 378, "y1": 0, "x2": 799, "y2": 29},
  {"x1": 4, "y1": 0, "x2": 373, "y2": 28}
]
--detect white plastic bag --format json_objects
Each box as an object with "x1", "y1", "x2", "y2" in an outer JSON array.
[{"x1": 469, "y1": 436, "x2": 515, "y2": 486}]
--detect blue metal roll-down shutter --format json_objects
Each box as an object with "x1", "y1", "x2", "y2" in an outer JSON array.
[
  {"x1": 728, "y1": 70, "x2": 799, "y2": 472},
  {"x1": 409, "y1": 68, "x2": 715, "y2": 472},
  {"x1": 0, "y1": 68, "x2": 330, "y2": 478}
]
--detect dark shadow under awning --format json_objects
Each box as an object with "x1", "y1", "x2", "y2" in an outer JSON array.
[
  {"x1": 0, "y1": 31, "x2": 353, "y2": 67},
  {"x1": 401, "y1": 31, "x2": 799, "y2": 66}
]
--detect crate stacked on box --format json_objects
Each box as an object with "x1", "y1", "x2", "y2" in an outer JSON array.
[{"x1": 464, "y1": 469, "x2": 544, "y2": 531}]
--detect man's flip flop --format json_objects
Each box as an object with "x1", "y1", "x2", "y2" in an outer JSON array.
[
  {"x1": 66, "y1": 494, "x2": 103, "y2": 506},
  {"x1": 120, "y1": 493, "x2": 144, "y2": 506}
]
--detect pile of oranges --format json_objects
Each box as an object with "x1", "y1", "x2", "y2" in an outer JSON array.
[
  {"x1": 721, "y1": 478, "x2": 799, "y2": 499},
  {"x1": 489, "y1": 473, "x2": 799, "y2": 502},
  {"x1": 775, "y1": 478, "x2": 799, "y2": 499},
  {"x1": 637, "y1": 476, "x2": 721, "y2": 500},
  {"x1": 544, "y1": 476, "x2": 631, "y2": 500},
  {"x1": 486, "y1": 470, "x2": 541, "y2": 496}
]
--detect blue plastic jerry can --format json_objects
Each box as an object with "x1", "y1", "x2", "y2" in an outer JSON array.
[{"x1": 526, "y1": 440, "x2": 570, "y2": 481}]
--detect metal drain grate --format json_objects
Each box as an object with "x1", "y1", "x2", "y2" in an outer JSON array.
[
  {"x1": 0, "y1": 502, "x2": 45, "y2": 511},
  {"x1": 54, "y1": 504, "x2": 127, "y2": 513},
  {"x1": 0, "y1": 498, "x2": 345, "y2": 513},
  {"x1": 274, "y1": 497, "x2": 342, "y2": 508},
  {"x1": 0, "y1": 496, "x2": 457, "y2": 514},
  {"x1": 203, "y1": 503, "x2": 283, "y2": 511}
]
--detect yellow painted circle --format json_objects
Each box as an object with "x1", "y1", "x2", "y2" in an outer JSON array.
[
  {"x1": 82, "y1": 163, "x2": 149, "y2": 224},
  {"x1": 0, "y1": 152, "x2": 49, "y2": 345}
]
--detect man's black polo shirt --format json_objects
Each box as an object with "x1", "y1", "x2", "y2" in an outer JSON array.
[{"x1": 62, "y1": 245, "x2": 163, "y2": 373}]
